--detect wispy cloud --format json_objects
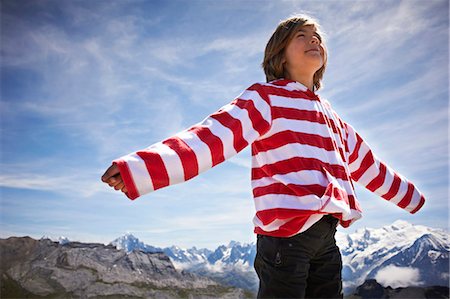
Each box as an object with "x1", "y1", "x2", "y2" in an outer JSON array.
[
  {"x1": 322, "y1": 1, "x2": 447, "y2": 100},
  {"x1": 0, "y1": 173, "x2": 105, "y2": 198},
  {"x1": 1, "y1": 0, "x2": 447, "y2": 248}
]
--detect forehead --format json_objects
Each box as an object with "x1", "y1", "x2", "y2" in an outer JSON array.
[
  {"x1": 293, "y1": 24, "x2": 324, "y2": 43},
  {"x1": 296, "y1": 24, "x2": 319, "y2": 34}
]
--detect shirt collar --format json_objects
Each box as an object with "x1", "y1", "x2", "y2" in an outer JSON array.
[{"x1": 271, "y1": 78, "x2": 320, "y2": 100}]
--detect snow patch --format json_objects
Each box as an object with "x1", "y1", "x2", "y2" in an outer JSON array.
[
  {"x1": 428, "y1": 250, "x2": 441, "y2": 261},
  {"x1": 391, "y1": 220, "x2": 412, "y2": 230}
]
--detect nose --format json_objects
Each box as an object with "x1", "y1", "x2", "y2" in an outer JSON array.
[{"x1": 310, "y1": 36, "x2": 320, "y2": 44}]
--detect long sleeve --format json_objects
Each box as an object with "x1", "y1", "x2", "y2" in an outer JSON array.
[
  {"x1": 113, "y1": 83, "x2": 272, "y2": 200},
  {"x1": 345, "y1": 123, "x2": 425, "y2": 214}
]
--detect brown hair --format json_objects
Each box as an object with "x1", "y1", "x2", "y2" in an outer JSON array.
[{"x1": 262, "y1": 14, "x2": 327, "y2": 90}]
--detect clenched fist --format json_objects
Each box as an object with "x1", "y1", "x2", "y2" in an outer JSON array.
[{"x1": 101, "y1": 163, "x2": 128, "y2": 194}]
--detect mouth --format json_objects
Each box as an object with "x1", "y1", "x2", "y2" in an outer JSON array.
[{"x1": 306, "y1": 49, "x2": 320, "y2": 53}]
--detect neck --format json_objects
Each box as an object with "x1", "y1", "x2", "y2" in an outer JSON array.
[{"x1": 286, "y1": 73, "x2": 315, "y2": 91}]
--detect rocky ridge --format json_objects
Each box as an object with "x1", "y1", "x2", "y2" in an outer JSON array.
[
  {"x1": 347, "y1": 279, "x2": 449, "y2": 299},
  {"x1": 0, "y1": 236, "x2": 251, "y2": 298}
]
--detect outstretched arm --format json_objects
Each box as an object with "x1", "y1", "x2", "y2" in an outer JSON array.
[
  {"x1": 345, "y1": 123, "x2": 425, "y2": 214},
  {"x1": 102, "y1": 83, "x2": 272, "y2": 200}
]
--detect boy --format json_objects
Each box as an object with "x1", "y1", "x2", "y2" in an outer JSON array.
[{"x1": 102, "y1": 15, "x2": 425, "y2": 298}]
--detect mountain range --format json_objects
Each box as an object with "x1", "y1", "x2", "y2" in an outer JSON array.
[
  {"x1": 0, "y1": 236, "x2": 251, "y2": 298},
  {"x1": 110, "y1": 220, "x2": 449, "y2": 294},
  {"x1": 2, "y1": 220, "x2": 447, "y2": 297}
]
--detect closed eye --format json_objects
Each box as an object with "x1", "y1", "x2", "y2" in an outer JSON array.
[{"x1": 296, "y1": 31, "x2": 322, "y2": 43}]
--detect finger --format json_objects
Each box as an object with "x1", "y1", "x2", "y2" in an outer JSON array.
[
  {"x1": 102, "y1": 164, "x2": 120, "y2": 182},
  {"x1": 122, "y1": 186, "x2": 128, "y2": 193},
  {"x1": 108, "y1": 175, "x2": 121, "y2": 187},
  {"x1": 114, "y1": 182, "x2": 124, "y2": 191}
]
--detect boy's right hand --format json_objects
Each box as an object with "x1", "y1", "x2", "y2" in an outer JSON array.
[{"x1": 101, "y1": 164, "x2": 128, "y2": 194}]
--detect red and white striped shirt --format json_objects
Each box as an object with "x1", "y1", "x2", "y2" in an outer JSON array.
[{"x1": 113, "y1": 79, "x2": 425, "y2": 237}]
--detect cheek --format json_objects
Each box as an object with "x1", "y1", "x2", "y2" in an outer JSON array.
[
  {"x1": 285, "y1": 45, "x2": 304, "y2": 63},
  {"x1": 283, "y1": 49, "x2": 294, "y2": 65},
  {"x1": 320, "y1": 46, "x2": 327, "y2": 61}
]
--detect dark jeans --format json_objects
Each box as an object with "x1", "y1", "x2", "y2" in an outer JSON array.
[{"x1": 254, "y1": 215, "x2": 343, "y2": 299}]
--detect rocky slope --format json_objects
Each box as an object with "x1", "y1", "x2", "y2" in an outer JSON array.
[
  {"x1": 111, "y1": 236, "x2": 258, "y2": 292},
  {"x1": 337, "y1": 220, "x2": 449, "y2": 292},
  {"x1": 0, "y1": 236, "x2": 251, "y2": 298},
  {"x1": 346, "y1": 279, "x2": 449, "y2": 299}
]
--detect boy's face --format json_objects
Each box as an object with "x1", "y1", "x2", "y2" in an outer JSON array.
[{"x1": 283, "y1": 25, "x2": 326, "y2": 79}]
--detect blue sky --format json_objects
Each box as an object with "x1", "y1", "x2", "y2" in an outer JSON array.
[{"x1": 1, "y1": 0, "x2": 448, "y2": 249}]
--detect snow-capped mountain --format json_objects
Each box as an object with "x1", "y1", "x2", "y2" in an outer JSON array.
[
  {"x1": 108, "y1": 235, "x2": 258, "y2": 290},
  {"x1": 58, "y1": 236, "x2": 70, "y2": 245},
  {"x1": 110, "y1": 233, "x2": 160, "y2": 253},
  {"x1": 109, "y1": 235, "x2": 256, "y2": 271},
  {"x1": 207, "y1": 241, "x2": 256, "y2": 270},
  {"x1": 164, "y1": 245, "x2": 212, "y2": 270},
  {"x1": 336, "y1": 220, "x2": 449, "y2": 292},
  {"x1": 106, "y1": 220, "x2": 449, "y2": 294},
  {"x1": 109, "y1": 234, "x2": 213, "y2": 269},
  {"x1": 190, "y1": 241, "x2": 258, "y2": 291}
]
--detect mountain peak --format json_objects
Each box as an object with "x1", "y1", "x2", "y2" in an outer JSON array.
[
  {"x1": 58, "y1": 236, "x2": 70, "y2": 245},
  {"x1": 228, "y1": 240, "x2": 241, "y2": 247},
  {"x1": 414, "y1": 233, "x2": 449, "y2": 251},
  {"x1": 390, "y1": 220, "x2": 412, "y2": 230},
  {"x1": 121, "y1": 232, "x2": 138, "y2": 240},
  {"x1": 109, "y1": 233, "x2": 160, "y2": 253}
]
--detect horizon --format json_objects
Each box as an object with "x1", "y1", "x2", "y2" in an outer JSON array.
[
  {"x1": 3, "y1": 218, "x2": 446, "y2": 251},
  {"x1": 1, "y1": 0, "x2": 449, "y2": 249}
]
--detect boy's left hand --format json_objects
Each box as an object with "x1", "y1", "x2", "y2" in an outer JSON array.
[{"x1": 101, "y1": 164, "x2": 128, "y2": 193}]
